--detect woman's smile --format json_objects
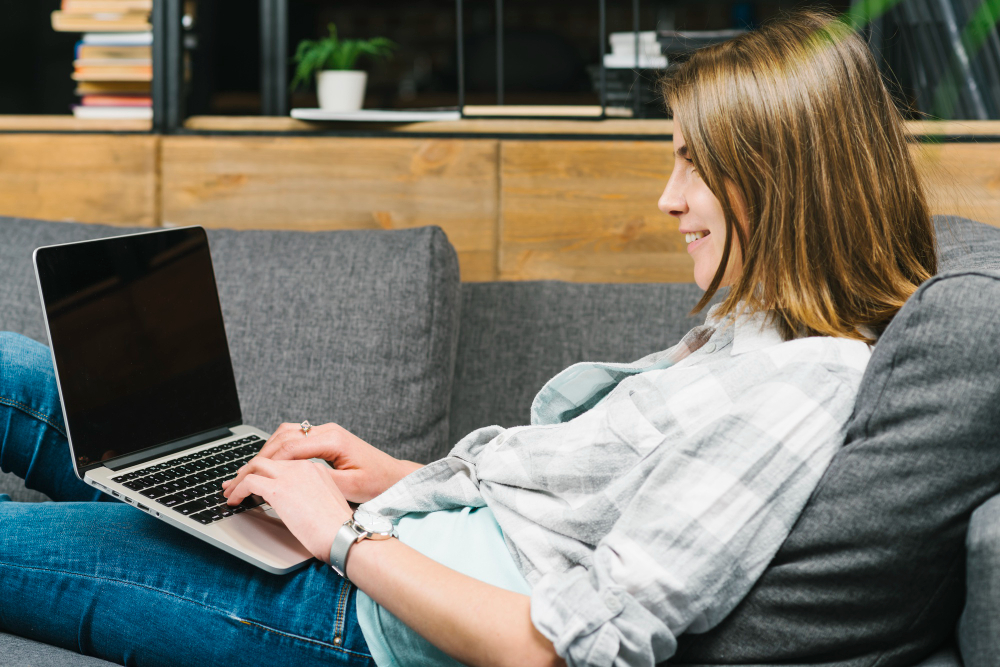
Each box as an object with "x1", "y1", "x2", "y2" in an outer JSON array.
[{"x1": 682, "y1": 229, "x2": 712, "y2": 253}]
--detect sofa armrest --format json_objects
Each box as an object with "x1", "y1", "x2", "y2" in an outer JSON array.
[{"x1": 959, "y1": 493, "x2": 1000, "y2": 667}]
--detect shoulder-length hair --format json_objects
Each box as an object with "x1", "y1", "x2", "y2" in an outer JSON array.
[{"x1": 662, "y1": 8, "x2": 937, "y2": 342}]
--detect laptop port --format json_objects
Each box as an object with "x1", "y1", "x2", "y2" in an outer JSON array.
[
  {"x1": 111, "y1": 491, "x2": 120, "y2": 498},
  {"x1": 137, "y1": 504, "x2": 150, "y2": 512}
]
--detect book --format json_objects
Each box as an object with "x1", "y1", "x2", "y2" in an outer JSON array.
[
  {"x1": 72, "y1": 66, "x2": 152, "y2": 82},
  {"x1": 74, "y1": 58, "x2": 152, "y2": 67},
  {"x1": 76, "y1": 44, "x2": 151, "y2": 60},
  {"x1": 62, "y1": 0, "x2": 152, "y2": 11},
  {"x1": 81, "y1": 94, "x2": 152, "y2": 107},
  {"x1": 80, "y1": 31, "x2": 152, "y2": 45},
  {"x1": 76, "y1": 80, "x2": 151, "y2": 94},
  {"x1": 603, "y1": 54, "x2": 668, "y2": 69},
  {"x1": 52, "y1": 11, "x2": 151, "y2": 32},
  {"x1": 461, "y1": 105, "x2": 604, "y2": 118},
  {"x1": 72, "y1": 105, "x2": 153, "y2": 119}
]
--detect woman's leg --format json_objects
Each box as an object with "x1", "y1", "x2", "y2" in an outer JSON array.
[
  {"x1": 0, "y1": 499, "x2": 373, "y2": 667},
  {"x1": 0, "y1": 332, "x2": 104, "y2": 502},
  {"x1": 0, "y1": 338, "x2": 373, "y2": 665}
]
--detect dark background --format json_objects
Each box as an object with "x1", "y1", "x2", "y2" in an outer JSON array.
[{"x1": 0, "y1": 0, "x2": 852, "y2": 116}]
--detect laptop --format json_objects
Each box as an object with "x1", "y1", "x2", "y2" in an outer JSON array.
[{"x1": 33, "y1": 226, "x2": 313, "y2": 574}]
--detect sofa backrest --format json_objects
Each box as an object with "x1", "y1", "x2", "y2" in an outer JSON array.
[
  {"x1": 448, "y1": 282, "x2": 719, "y2": 444},
  {"x1": 0, "y1": 217, "x2": 462, "y2": 465}
]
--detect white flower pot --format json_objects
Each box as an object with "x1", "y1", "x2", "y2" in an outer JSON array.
[{"x1": 316, "y1": 70, "x2": 367, "y2": 112}]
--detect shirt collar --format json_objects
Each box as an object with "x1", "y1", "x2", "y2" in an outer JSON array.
[{"x1": 704, "y1": 303, "x2": 786, "y2": 356}]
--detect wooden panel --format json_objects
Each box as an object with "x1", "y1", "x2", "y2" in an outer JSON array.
[
  {"x1": 161, "y1": 136, "x2": 499, "y2": 281},
  {"x1": 500, "y1": 140, "x2": 689, "y2": 282},
  {"x1": 0, "y1": 134, "x2": 157, "y2": 226},
  {"x1": 912, "y1": 142, "x2": 1000, "y2": 227}
]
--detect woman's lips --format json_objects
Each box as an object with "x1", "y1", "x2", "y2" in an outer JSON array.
[{"x1": 686, "y1": 231, "x2": 711, "y2": 253}]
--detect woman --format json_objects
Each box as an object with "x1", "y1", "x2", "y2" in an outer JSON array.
[{"x1": 0, "y1": 9, "x2": 935, "y2": 667}]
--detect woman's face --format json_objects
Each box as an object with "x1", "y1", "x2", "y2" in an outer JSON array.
[{"x1": 658, "y1": 122, "x2": 743, "y2": 291}]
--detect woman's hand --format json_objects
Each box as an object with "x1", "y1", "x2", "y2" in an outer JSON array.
[
  {"x1": 246, "y1": 422, "x2": 423, "y2": 503},
  {"x1": 221, "y1": 457, "x2": 352, "y2": 562}
]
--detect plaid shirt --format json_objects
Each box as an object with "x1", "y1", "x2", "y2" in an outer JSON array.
[{"x1": 362, "y1": 305, "x2": 872, "y2": 667}]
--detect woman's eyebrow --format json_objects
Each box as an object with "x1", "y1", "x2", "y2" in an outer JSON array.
[{"x1": 675, "y1": 145, "x2": 689, "y2": 159}]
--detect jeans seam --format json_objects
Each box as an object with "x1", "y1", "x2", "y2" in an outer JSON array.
[
  {"x1": 332, "y1": 577, "x2": 352, "y2": 645},
  {"x1": 0, "y1": 559, "x2": 369, "y2": 658},
  {"x1": 0, "y1": 396, "x2": 66, "y2": 437}
]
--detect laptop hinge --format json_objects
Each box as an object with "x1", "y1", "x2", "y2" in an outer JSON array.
[{"x1": 102, "y1": 425, "x2": 238, "y2": 472}]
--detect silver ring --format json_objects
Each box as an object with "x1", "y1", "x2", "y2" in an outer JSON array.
[{"x1": 300, "y1": 420, "x2": 312, "y2": 436}]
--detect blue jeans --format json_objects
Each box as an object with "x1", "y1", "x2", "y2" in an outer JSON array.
[{"x1": 0, "y1": 332, "x2": 374, "y2": 667}]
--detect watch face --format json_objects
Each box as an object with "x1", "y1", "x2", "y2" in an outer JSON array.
[{"x1": 353, "y1": 509, "x2": 393, "y2": 534}]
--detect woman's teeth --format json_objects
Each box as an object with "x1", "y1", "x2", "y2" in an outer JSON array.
[{"x1": 685, "y1": 231, "x2": 708, "y2": 243}]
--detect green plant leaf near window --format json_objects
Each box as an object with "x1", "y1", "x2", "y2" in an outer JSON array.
[{"x1": 291, "y1": 23, "x2": 397, "y2": 91}]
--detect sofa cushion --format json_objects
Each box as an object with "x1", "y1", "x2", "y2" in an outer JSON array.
[
  {"x1": 671, "y1": 267, "x2": 1000, "y2": 666},
  {"x1": 0, "y1": 217, "x2": 461, "y2": 464},
  {"x1": 449, "y1": 281, "x2": 717, "y2": 443}
]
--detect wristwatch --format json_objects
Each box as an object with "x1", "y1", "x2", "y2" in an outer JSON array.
[{"x1": 329, "y1": 509, "x2": 397, "y2": 580}]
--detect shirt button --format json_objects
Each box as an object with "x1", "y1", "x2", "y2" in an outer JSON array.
[
  {"x1": 702, "y1": 342, "x2": 717, "y2": 354},
  {"x1": 603, "y1": 591, "x2": 624, "y2": 614}
]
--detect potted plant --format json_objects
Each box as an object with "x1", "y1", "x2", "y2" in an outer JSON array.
[{"x1": 291, "y1": 23, "x2": 396, "y2": 112}]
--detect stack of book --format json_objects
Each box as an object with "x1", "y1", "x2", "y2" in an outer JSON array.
[
  {"x1": 51, "y1": 0, "x2": 153, "y2": 120},
  {"x1": 604, "y1": 31, "x2": 667, "y2": 70}
]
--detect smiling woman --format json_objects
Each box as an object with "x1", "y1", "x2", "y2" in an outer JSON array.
[{"x1": 0, "y1": 8, "x2": 941, "y2": 667}]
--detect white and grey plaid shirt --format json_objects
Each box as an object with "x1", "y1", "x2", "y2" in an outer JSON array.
[{"x1": 362, "y1": 305, "x2": 872, "y2": 667}]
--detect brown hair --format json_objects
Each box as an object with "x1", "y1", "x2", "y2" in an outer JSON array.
[{"x1": 662, "y1": 8, "x2": 936, "y2": 342}]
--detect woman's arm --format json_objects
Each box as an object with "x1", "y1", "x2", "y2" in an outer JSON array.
[
  {"x1": 221, "y1": 456, "x2": 564, "y2": 667},
  {"x1": 349, "y1": 538, "x2": 564, "y2": 667}
]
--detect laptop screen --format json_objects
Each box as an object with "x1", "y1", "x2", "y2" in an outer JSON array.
[{"x1": 34, "y1": 227, "x2": 242, "y2": 475}]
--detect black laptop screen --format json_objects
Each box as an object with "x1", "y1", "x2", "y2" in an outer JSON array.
[{"x1": 35, "y1": 227, "x2": 242, "y2": 474}]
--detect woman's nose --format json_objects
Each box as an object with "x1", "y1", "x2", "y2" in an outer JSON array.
[{"x1": 658, "y1": 177, "x2": 686, "y2": 218}]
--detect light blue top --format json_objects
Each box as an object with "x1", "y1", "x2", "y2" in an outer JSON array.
[{"x1": 356, "y1": 506, "x2": 530, "y2": 667}]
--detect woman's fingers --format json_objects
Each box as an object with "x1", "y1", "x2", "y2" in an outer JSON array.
[
  {"x1": 257, "y1": 422, "x2": 340, "y2": 461},
  {"x1": 224, "y1": 472, "x2": 276, "y2": 506},
  {"x1": 221, "y1": 455, "x2": 284, "y2": 499}
]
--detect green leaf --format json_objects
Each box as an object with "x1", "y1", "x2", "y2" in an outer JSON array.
[{"x1": 289, "y1": 22, "x2": 398, "y2": 91}]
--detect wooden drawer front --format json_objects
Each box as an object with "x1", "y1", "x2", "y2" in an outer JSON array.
[
  {"x1": 500, "y1": 140, "x2": 693, "y2": 283},
  {"x1": 913, "y1": 142, "x2": 1000, "y2": 228},
  {"x1": 161, "y1": 136, "x2": 500, "y2": 281},
  {"x1": 0, "y1": 134, "x2": 157, "y2": 226}
]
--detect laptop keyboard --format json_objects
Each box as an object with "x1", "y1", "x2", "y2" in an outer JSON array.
[{"x1": 111, "y1": 435, "x2": 266, "y2": 525}]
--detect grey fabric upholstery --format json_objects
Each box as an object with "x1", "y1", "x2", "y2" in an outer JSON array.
[
  {"x1": 0, "y1": 470, "x2": 49, "y2": 502},
  {"x1": 0, "y1": 633, "x2": 118, "y2": 667},
  {"x1": 958, "y1": 495, "x2": 1000, "y2": 667},
  {"x1": 0, "y1": 216, "x2": 462, "y2": 465},
  {"x1": 673, "y1": 268, "x2": 1000, "y2": 666},
  {"x1": 448, "y1": 282, "x2": 719, "y2": 443}
]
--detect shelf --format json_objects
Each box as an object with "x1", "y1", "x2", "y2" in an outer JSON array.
[
  {"x1": 0, "y1": 115, "x2": 152, "y2": 132},
  {"x1": 2, "y1": 115, "x2": 1000, "y2": 140}
]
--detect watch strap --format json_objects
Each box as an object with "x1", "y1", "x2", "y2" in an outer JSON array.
[{"x1": 329, "y1": 520, "x2": 361, "y2": 579}]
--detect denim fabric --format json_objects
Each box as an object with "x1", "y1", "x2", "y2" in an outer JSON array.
[{"x1": 0, "y1": 332, "x2": 374, "y2": 667}]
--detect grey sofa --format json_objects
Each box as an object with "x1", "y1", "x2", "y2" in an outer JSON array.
[{"x1": 1, "y1": 214, "x2": 999, "y2": 667}]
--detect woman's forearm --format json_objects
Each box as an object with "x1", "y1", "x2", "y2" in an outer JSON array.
[{"x1": 347, "y1": 537, "x2": 565, "y2": 667}]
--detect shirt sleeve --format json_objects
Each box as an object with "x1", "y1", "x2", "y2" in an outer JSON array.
[{"x1": 529, "y1": 359, "x2": 863, "y2": 667}]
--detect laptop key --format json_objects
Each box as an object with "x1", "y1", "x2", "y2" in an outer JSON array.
[
  {"x1": 174, "y1": 500, "x2": 209, "y2": 515},
  {"x1": 192, "y1": 511, "x2": 214, "y2": 525},
  {"x1": 157, "y1": 494, "x2": 183, "y2": 507}
]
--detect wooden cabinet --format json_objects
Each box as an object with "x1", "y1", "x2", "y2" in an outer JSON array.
[{"x1": 0, "y1": 119, "x2": 997, "y2": 282}]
